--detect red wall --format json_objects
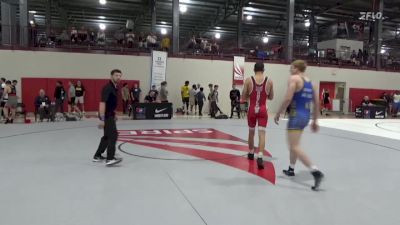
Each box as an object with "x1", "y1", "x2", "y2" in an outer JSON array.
[
  {"x1": 22, "y1": 78, "x2": 139, "y2": 112},
  {"x1": 349, "y1": 88, "x2": 397, "y2": 112},
  {"x1": 319, "y1": 82, "x2": 336, "y2": 110}
]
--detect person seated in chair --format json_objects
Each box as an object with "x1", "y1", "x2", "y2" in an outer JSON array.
[
  {"x1": 361, "y1": 96, "x2": 373, "y2": 106},
  {"x1": 34, "y1": 89, "x2": 51, "y2": 122},
  {"x1": 144, "y1": 91, "x2": 157, "y2": 103}
]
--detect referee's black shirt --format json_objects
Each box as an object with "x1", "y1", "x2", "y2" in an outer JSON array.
[{"x1": 102, "y1": 81, "x2": 118, "y2": 119}]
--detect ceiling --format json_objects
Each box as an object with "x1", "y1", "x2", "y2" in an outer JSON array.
[{"x1": 8, "y1": 0, "x2": 400, "y2": 49}]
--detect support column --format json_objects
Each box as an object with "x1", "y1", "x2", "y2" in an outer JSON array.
[
  {"x1": 151, "y1": 0, "x2": 157, "y2": 33},
  {"x1": 172, "y1": 0, "x2": 180, "y2": 54},
  {"x1": 1, "y1": 1, "x2": 17, "y2": 45},
  {"x1": 374, "y1": 0, "x2": 383, "y2": 70},
  {"x1": 286, "y1": 0, "x2": 295, "y2": 63},
  {"x1": 237, "y1": 1, "x2": 243, "y2": 49},
  {"x1": 20, "y1": 0, "x2": 29, "y2": 46},
  {"x1": 46, "y1": 0, "x2": 52, "y2": 37}
]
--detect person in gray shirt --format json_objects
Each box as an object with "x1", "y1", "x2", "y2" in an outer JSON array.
[{"x1": 159, "y1": 81, "x2": 169, "y2": 103}]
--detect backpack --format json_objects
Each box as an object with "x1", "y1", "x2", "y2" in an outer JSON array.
[{"x1": 215, "y1": 114, "x2": 228, "y2": 119}]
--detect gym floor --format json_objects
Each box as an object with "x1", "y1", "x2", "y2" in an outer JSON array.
[{"x1": 0, "y1": 117, "x2": 399, "y2": 225}]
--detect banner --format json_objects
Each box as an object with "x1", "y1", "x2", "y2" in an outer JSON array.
[
  {"x1": 233, "y1": 56, "x2": 245, "y2": 85},
  {"x1": 150, "y1": 50, "x2": 168, "y2": 88}
]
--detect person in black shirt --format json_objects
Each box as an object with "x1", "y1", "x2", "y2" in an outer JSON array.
[
  {"x1": 144, "y1": 91, "x2": 157, "y2": 103},
  {"x1": 361, "y1": 96, "x2": 372, "y2": 106},
  {"x1": 75, "y1": 80, "x2": 86, "y2": 113},
  {"x1": 130, "y1": 83, "x2": 142, "y2": 103},
  {"x1": 229, "y1": 84, "x2": 241, "y2": 119},
  {"x1": 93, "y1": 69, "x2": 123, "y2": 166},
  {"x1": 54, "y1": 81, "x2": 66, "y2": 113}
]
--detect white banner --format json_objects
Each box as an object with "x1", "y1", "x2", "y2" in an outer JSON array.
[
  {"x1": 150, "y1": 51, "x2": 168, "y2": 89},
  {"x1": 233, "y1": 56, "x2": 245, "y2": 85}
]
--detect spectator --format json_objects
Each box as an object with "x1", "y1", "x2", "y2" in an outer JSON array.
[
  {"x1": 159, "y1": 81, "x2": 169, "y2": 103},
  {"x1": 208, "y1": 83, "x2": 213, "y2": 115},
  {"x1": 144, "y1": 91, "x2": 157, "y2": 103},
  {"x1": 130, "y1": 83, "x2": 142, "y2": 103},
  {"x1": 60, "y1": 30, "x2": 70, "y2": 45},
  {"x1": 181, "y1": 81, "x2": 190, "y2": 114},
  {"x1": 115, "y1": 27, "x2": 125, "y2": 46},
  {"x1": 147, "y1": 33, "x2": 157, "y2": 49},
  {"x1": 230, "y1": 84, "x2": 241, "y2": 119},
  {"x1": 361, "y1": 96, "x2": 372, "y2": 106},
  {"x1": 3, "y1": 80, "x2": 17, "y2": 123},
  {"x1": 188, "y1": 35, "x2": 196, "y2": 49},
  {"x1": 54, "y1": 81, "x2": 66, "y2": 113},
  {"x1": 78, "y1": 26, "x2": 88, "y2": 43},
  {"x1": 161, "y1": 36, "x2": 171, "y2": 52},
  {"x1": 75, "y1": 80, "x2": 86, "y2": 114},
  {"x1": 34, "y1": 89, "x2": 51, "y2": 122},
  {"x1": 189, "y1": 84, "x2": 197, "y2": 114},
  {"x1": 138, "y1": 32, "x2": 146, "y2": 49},
  {"x1": 350, "y1": 50, "x2": 357, "y2": 64},
  {"x1": 88, "y1": 30, "x2": 96, "y2": 46},
  {"x1": 393, "y1": 91, "x2": 400, "y2": 117},
  {"x1": 0, "y1": 77, "x2": 6, "y2": 120},
  {"x1": 121, "y1": 83, "x2": 130, "y2": 114},
  {"x1": 363, "y1": 50, "x2": 369, "y2": 65},
  {"x1": 149, "y1": 85, "x2": 159, "y2": 99},
  {"x1": 321, "y1": 89, "x2": 330, "y2": 115},
  {"x1": 71, "y1": 27, "x2": 78, "y2": 43},
  {"x1": 196, "y1": 87, "x2": 206, "y2": 116},
  {"x1": 210, "y1": 84, "x2": 222, "y2": 117},
  {"x1": 97, "y1": 30, "x2": 106, "y2": 46},
  {"x1": 126, "y1": 30, "x2": 135, "y2": 48},
  {"x1": 67, "y1": 81, "x2": 77, "y2": 113},
  {"x1": 357, "y1": 49, "x2": 363, "y2": 66}
]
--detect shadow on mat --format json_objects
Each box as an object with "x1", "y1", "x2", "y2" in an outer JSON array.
[{"x1": 206, "y1": 177, "x2": 270, "y2": 186}]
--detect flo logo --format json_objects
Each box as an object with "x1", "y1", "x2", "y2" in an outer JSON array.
[
  {"x1": 118, "y1": 128, "x2": 276, "y2": 184},
  {"x1": 359, "y1": 12, "x2": 383, "y2": 20}
]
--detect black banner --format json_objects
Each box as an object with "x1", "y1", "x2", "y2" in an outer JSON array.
[{"x1": 132, "y1": 102, "x2": 173, "y2": 120}]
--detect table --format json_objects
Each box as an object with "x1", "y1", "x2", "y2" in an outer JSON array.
[
  {"x1": 131, "y1": 102, "x2": 173, "y2": 120},
  {"x1": 355, "y1": 105, "x2": 386, "y2": 119}
]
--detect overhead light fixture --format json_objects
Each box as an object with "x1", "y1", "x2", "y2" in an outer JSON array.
[
  {"x1": 262, "y1": 37, "x2": 269, "y2": 43},
  {"x1": 180, "y1": 0, "x2": 191, "y2": 3},
  {"x1": 99, "y1": 23, "x2": 106, "y2": 30},
  {"x1": 246, "y1": 15, "x2": 253, "y2": 21},
  {"x1": 215, "y1": 33, "x2": 221, "y2": 39},
  {"x1": 98, "y1": 16, "x2": 106, "y2": 19},
  {"x1": 161, "y1": 28, "x2": 167, "y2": 35},
  {"x1": 396, "y1": 30, "x2": 400, "y2": 35},
  {"x1": 380, "y1": 49, "x2": 386, "y2": 54},
  {"x1": 29, "y1": 11, "x2": 37, "y2": 14},
  {"x1": 305, "y1": 20, "x2": 311, "y2": 27},
  {"x1": 99, "y1": 0, "x2": 107, "y2": 5},
  {"x1": 215, "y1": 27, "x2": 221, "y2": 29},
  {"x1": 29, "y1": 20, "x2": 35, "y2": 25},
  {"x1": 180, "y1": 5, "x2": 187, "y2": 13},
  {"x1": 307, "y1": 42, "x2": 310, "y2": 46},
  {"x1": 161, "y1": 21, "x2": 167, "y2": 25},
  {"x1": 264, "y1": 31, "x2": 268, "y2": 34}
]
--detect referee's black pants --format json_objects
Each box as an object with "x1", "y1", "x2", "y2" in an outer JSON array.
[{"x1": 95, "y1": 117, "x2": 118, "y2": 160}]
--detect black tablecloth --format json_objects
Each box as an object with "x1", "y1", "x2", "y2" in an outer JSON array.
[
  {"x1": 132, "y1": 103, "x2": 173, "y2": 120},
  {"x1": 355, "y1": 105, "x2": 386, "y2": 119}
]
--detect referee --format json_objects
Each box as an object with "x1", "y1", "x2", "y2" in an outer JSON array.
[{"x1": 93, "y1": 69, "x2": 123, "y2": 166}]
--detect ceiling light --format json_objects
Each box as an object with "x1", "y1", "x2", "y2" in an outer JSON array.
[
  {"x1": 246, "y1": 15, "x2": 253, "y2": 21},
  {"x1": 263, "y1": 37, "x2": 269, "y2": 43},
  {"x1": 29, "y1": 20, "x2": 35, "y2": 25},
  {"x1": 396, "y1": 30, "x2": 400, "y2": 35},
  {"x1": 161, "y1": 21, "x2": 167, "y2": 24},
  {"x1": 380, "y1": 49, "x2": 386, "y2": 54},
  {"x1": 99, "y1": 0, "x2": 107, "y2": 5},
  {"x1": 161, "y1": 28, "x2": 167, "y2": 35},
  {"x1": 99, "y1": 23, "x2": 106, "y2": 30},
  {"x1": 215, "y1": 27, "x2": 221, "y2": 29},
  {"x1": 215, "y1": 33, "x2": 221, "y2": 39},
  {"x1": 180, "y1": 5, "x2": 187, "y2": 13},
  {"x1": 98, "y1": 16, "x2": 106, "y2": 19},
  {"x1": 29, "y1": 11, "x2": 37, "y2": 14}
]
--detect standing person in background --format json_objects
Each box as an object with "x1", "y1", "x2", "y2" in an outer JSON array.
[
  {"x1": 230, "y1": 84, "x2": 241, "y2": 119},
  {"x1": 189, "y1": 84, "x2": 197, "y2": 114},
  {"x1": 68, "y1": 81, "x2": 78, "y2": 113},
  {"x1": 208, "y1": 83, "x2": 214, "y2": 116},
  {"x1": 196, "y1": 87, "x2": 206, "y2": 116},
  {"x1": 181, "y1": 81, "x2": 190, "y2": 114},
  {"x1": 75, "y1": 80, "x2": 86, "y2": 114},
  {"x1": 321, "y1": 89, "x2": 330, "y2": 116},
  {"x1": 0, "y1": 78, "x2": 6, "y2": 120},
  {"x1": 54, "y1": 81, "x2": 66, "y2": 113},
  {"x1": 210, "y1": 85, "x2": 222, "y2": 118},
  {"x1": 3, "y1": 81, "x2": 17, "y2": 124},
  {"x1": 93, "y1": 69, "x2": 123, "y2": 166},
  {"x1": 159, "y1": 81, "x2": 169, "y2": 103},
  {"x1": 121, "y1": 83, "x2": 130, "y2": 114},
  {"x1": 130, "y1": 83, "x2": 142, "y2": 104}
]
